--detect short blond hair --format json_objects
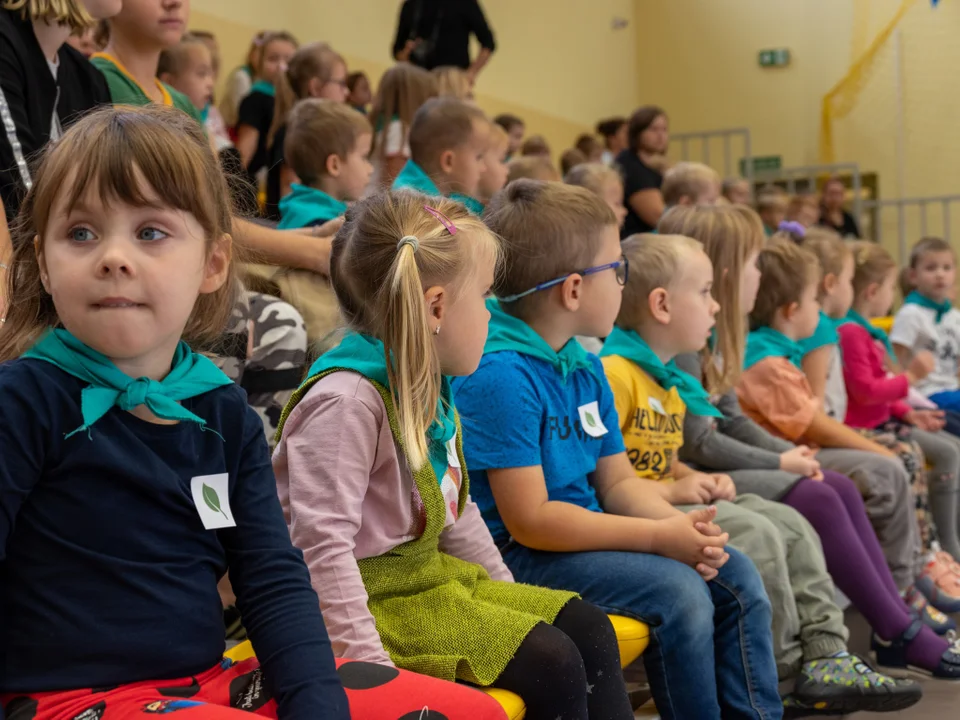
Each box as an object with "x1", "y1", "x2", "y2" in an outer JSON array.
[
  {"x1": 617, "y1": 233, "x2": 704, "y2": 331},
  {"x1": 284, "y1": 99, "x2": 372, "y2": 185},
  {"x1": 801, "y1": 227, "x2": 851, "y2": 300},
  {"x1": 485, "y1": 179, "x2": 616, "y2": 319},
  {"x1": 409, "y1": 97, "x2": 487, "y2": 175},
  {"x1": 2, "y1": 0, "x2": 93, "y2": 30},
  {"x1": 564, "y1": 162, "x2": 622, "y2": 195},
  {"x1": 506, "y1": 156, "x2": 560, "y2": 184},
  {"x1": 850, "y1": 240, "x2": 897, "y2": 298},
  {"x1": 520, "y1": 135, "x2": 551, "y2": 158},
  {"x1": 756, "y1": 187, "x2": 788, "y2": 212},
  {"x1": 158, "y1": 34, "x2": 209, "y2": 79},
  {"x1": 751, "y1": 239, "x2": 822, "y2": 330},
  {"x1": 662, "y1": 162, "x2": 720, "y2": 206},
  {"x1": 489, "y1": 122, "x2": 509, "y2": 153}
]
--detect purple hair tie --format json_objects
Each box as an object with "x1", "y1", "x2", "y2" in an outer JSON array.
[
  {"x1": 778, "y1": 221, "x2": 806, "y2": 238},
  {"x1": 423, "y1": 205, "x2": 458, "y2": 235}
]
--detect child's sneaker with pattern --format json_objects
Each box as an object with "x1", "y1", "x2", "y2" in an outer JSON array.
[
  {"x1": 904, "y1": 584, "x2": 957, "y2": 636},
  {"x1": 915, "y1": 556, "x2": 960, "y2": 613}
]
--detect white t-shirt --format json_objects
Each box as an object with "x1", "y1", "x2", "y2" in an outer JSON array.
[
  {"x1": 890, "y1": 304, "x2": 960, "y2": 396},
  {"x1": 823, "y1": 345, "x2": 848, "y2": 421}
]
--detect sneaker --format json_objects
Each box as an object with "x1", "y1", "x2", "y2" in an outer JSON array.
[
  {"x1": 783, "y1": 653, "x2": 922, "y2": 717},
  {"x1": 904, "y1": 585, "x2": 957, "y2": 636},
  {"x1": 872, "y1": 619, "x2": 960, "y2": 680},
  {"x1": 915, "y1": 556, "x2": 960, "y2": 613}
]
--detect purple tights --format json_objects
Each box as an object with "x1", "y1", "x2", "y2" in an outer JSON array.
[{"x1": 782, "y1": 472, "x2": 949, "y2": 670}]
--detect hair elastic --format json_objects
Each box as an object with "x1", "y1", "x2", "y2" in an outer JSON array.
[
  {"x1": 778, "y1": 220, "x2": 806, "y2": 239},
  {"x1": 398, "y1": 235, "x2": 420, "y2": 253},
  {"x1": 423, "y1": 205, "x2": 458, "y2": 235}
]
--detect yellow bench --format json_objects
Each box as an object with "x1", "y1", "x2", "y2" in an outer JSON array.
[{"x1": 224, "y1": 615, "x2": 649, "y2": 720}]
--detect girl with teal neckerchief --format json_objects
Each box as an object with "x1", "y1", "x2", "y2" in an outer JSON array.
[{"x1": 274, "y1": 190, "x2": 634, "y2": 719}]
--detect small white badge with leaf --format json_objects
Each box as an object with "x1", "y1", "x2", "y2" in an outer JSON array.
[
  {"x1": 577, "y1": 401, "x2": 608, "y2": 438},
  {"x1": 191, "y1": 473, "x2": 236, "y2": 530}
]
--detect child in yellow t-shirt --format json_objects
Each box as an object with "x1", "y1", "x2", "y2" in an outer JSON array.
[{"x1": 601, "y1": 233, "x2": 919, "y2": 710}]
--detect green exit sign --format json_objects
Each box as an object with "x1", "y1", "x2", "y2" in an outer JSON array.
[
  {"x1": 758, "y1": 48, "x2": 791, "y2": 67},
  {"x1": 740, "y1": 155, "x2": 782, "y2": 176}
]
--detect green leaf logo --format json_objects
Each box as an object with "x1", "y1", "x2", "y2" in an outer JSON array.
[
  {"x1": 585, "y1": 412, "x2": 597, "y2": 428},
  {"x1": 202, "y1": 483, "x2": 228, "y2": 520}
]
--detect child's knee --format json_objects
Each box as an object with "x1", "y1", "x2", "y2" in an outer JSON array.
[
  {"x1": 654, "y1": 563, "x2": 715, "y2": 634},
  {"x1": 524, "y1": 624, "x2": 588, "y2": 683},
  {"x1": 720, "y1": 547, "x2": 773, "y2": 614}
]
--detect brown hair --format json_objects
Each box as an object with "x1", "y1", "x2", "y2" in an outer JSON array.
[
  {"x1": 506, "y1": 157, "x2": 560, "y2": 184},
  {"x1": 658, "y1": 204, "x2": 766, "y2": 393},
  {"x1": 520, "y1": 135, "x2": 551, "y2": 158},
  {"x1": 564, "y1": 162, "x2": 622, "y2": 195},
  {"x1": 284, "y1": 99, "x2": 372, "y2": 185},
  {"x1": 347, "y1": 71, "x2": 368, "y2": 93},
  {"x1": 408, "y1": 97, "x2": 487, "y2": 176},
  {"x1": 756, "y1": 187, "x2": 788, "y2": 212},
  {"x1": 661, "y1": 162, "x2": 720, "y2": 206},
  {"x1": 786, "y1": 193, "x2": 819, "y2": 221},
  {"x1": 331, "y1": 191, "x2": 500, "y2": 471},
  {"x1": 485, "y1": 179, "x2": 616, "y2": 319},
  {"x1": 850, "y1": 240, "x2": 897, "y2": 298},
  {"x1": 574, "y1": 134, "x2": 601, "y2": 159},
  {"x1": 560, "y1": 148, "x2": 587, "y2": 175},
  {"x1": 628, "y1": 105, "x2": 666, "y2": 153},
  {"x1": 908, "y1": 236, "x2": 954, "y2": 269},
  {"x1": 256, "y1": 31, "x2": 298, "y2": 77},
  {"x1": 157, "y1": 33, "x2": 210, "y2": 79},
  {"x1": 1, "y1": 105, "x2": 237, "y2": 361},
  {"x1": 370, "y1": 63, "x2": 438, "y2": 163},
  {"x1": 494, "y1": 114, "x2": 524, "y2": 132},
  {"x1": 2, "y1": 0, "x2": 94, "y2": 31},
  {"x1": 750, "y1": 238, "x2": 821, "y2": 331},
  {"x1": 801, "y1": 227, "x2": 850, "y2": 300},
  {"x1": 267, "y1": 40, "x2": 341, "y2": 146},
  {"x1": 433, "y1": 66, "x2": 472, "y2": 99},
  {"x1": 617, "y1": 233, "x2": 704, "y2": 331},
  {"x1": 596, "y1": 117, "x2": 627, "y2": 142}
]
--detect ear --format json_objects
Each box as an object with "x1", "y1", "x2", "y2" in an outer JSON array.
[
  {"x1": 423, "y1": 284, "x2": 446, "y2": 332},
  {"x1": 822, "y1": 272, "x2": 838, "y2": 295},
  {"x1": 558, "y1": 273, "x2": 585, "y2": 312},
  {"x1": 158, "y1": 71, "x2": 174, "y2": 86},
  {"x1": 782, "y1": 301, "x2": 800, "y2": 321},
  {"x1": 439, "y1": 149, "x2": 457, "y2": 175},
  {"x1": 199, "y1": 233, "x2": 232, "y2": 294},
  {"x1": 34, "y1": 235, "x2": 50, "y2": 293},
  {"x1": 307, "y1": 76, "x2": 324, "y2": 98},
  {"x1": 863, "y1": 281, "x2": 880, "y2": 301},
  {"x1": 326, "y1": 153, "x2": 342, "y2": 178},
  {"x1": 647, "y1": 287, "x2": 671, "y2": 325}
]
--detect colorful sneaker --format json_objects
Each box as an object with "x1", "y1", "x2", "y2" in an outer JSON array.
[
  {"x1": 915, "y1": 556, "x2": 960, "y2": 613},
  {"x1": 904, "y1": 584, "x2": 957, "y2": 636},
  {"x1": 782, "y1": 653, "x2": 921, "y2": 717},
  {"x1": 872, "y1": 619, "x2": 960, "y2": 680}
]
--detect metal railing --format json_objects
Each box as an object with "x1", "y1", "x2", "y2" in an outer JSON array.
[
  {"x1": 671, "y1": 127, "x2": 753, "y2": 186},
  {"x1": 861, "y1": 195, "x2": 960, "y2": 262},
  {"x1": 754, "y1": 162, "x2": 864, "y2": 220}
]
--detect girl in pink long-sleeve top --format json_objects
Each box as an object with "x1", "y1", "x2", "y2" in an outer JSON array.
[{"x1": 840, "y1": 241, "x2": 960, "y2": 592}]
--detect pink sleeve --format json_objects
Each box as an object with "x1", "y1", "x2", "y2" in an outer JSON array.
[
  {"x1": 438, "y1": 498, "x2": 514, "y2": 582},
  {"x1": 891, "y1": 401, "x2": 912, "y2": 420},
  {"x1": 838, "y1": 325, "x2": 910, "y2": 405},
  {"x1": 283, "y1": 387, "x2": 394, "y2": 666}
]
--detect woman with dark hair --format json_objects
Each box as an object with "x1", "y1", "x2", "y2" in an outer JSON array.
[
  {"x1": 616, "y1": 105, "x2": 669, "y2": 237},
  {"x1": 819, "y1": 175, "x2": 861, "y2": 238}
]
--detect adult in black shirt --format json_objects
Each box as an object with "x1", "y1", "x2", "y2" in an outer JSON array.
[
  {"x1": 616, "y1": 105, "x2": 669, "y2": 237},
  {"x1": 818, "y1": 176, "x2": 861, "y2": 238},
  {"x1": 392, "y1": 0, "x2": 495, "y2": 81}
]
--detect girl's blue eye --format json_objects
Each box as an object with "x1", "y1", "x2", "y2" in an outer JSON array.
[
  {"x1": 138, "y1": 227, "x2": 167, "y2": 242},
  {"x1": 68, "y1": 227, "x2": 94, "y2": 243}
]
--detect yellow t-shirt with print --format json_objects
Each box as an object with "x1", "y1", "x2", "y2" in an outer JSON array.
[{"x1": 601, "y1": 355, "x2": 687, "y2": 482}]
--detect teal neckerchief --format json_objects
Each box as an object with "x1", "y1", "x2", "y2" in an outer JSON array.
[
  {"x1": 744, "y1": 326, "x2": 804, "y2": 371},
  {"x1": 392, "y1": 160, "x2": 484, "y2": 214},
  {"x1": 277, "y1": 184, "x2": 348, "y2": 230},
  {"x1": 250, "y1": 80, "x2": 275, "y2": 98},
  {"x1": 200, "y1": 103, "x2": 210, "y2": 124},
  {"x1": 484, "y1": 298, "x2": 595, "y2": 382},
  {"x1": 842, "y1": 308, "x2": 895, "y2": 357},
  {"x1": 904, "y1": 290, "x2": 952, "y2": 323},
  {"x1": 599, "y1": 327, "x2": 721, "y2": 417},
  {"x1": 798, "y1": 311, "x2": 839, "y2": 356},
  {"x1": 308, "y1": 333, "x2": 455, "y2": 483},
  {"x1": 23, "y1": 329, "x2": 233, "y2": 440}
]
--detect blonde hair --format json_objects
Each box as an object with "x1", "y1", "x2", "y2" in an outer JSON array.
[
  {"x1": 408, "y1": 97, "x2": 487, "y2": 176},
  {"x1": 257, "y1": 31, "x2": 298, "y2": 77},
  {"x1": 506, "y1": 157, "x2": 560, "y2": 184},
  {"x1": 801, "y1": 227, "x2": 850, "y2": 301},
  {"x1": 2, "y1": 0, "x2": 93, "y2": 31},
  {"x1": 269, "y1": 41, "x2": 345, "y2": 146},
  {"x1": 560, "y1": 148, "x2": 587, "y2": 176},
  {"x1": 661, "y1": 162, "x2": 720, "y2": 206},
  {"x1": 521, "y1": 135, "x2": 551, "y2": 158},
  {"x1": 370, "y1": 63, "x2": 438, "y2": 163},
  {"x1": 285, "y1": 99, "x2": 372, "y2": 185},
  {"x1": 433, "y1": 66, "x2": 472, "y2": 99},
  {"x1": 331, "y1": 191, "x2": 500, "y2": 471},
  {"x1": 1, "y1": 106, "x2": 237, "y2": 361},
  {"x1": 489, "y1": 122, "x2": 509, "y2": 153},
  {"x1": 750, "y1": 239, "x2": 821, "y2": 330},
  {"x1": 157, "y1": 33, "x2": 210, "y2": 79},
  {"x1": 617, "y1": 233, "x2": 704, "y2": 331},
  {"x1": 485, "y1": 179, "x2": 616, "y2": 319},
  {"x1": 756, "y1": 187, "x2": 788, "y2": 212},
  {"x1": 851, "y1": 240, "x2": 897, "y2": 298},
  {"x1": 658, "y1": 204, "x2": 765, "y2": 393},
  {"x1": 564, "y1": 162, "x2": 622, "y2": 195}
]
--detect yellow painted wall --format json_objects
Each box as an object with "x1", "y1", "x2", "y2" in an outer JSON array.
[{"x1": 191, "y1": 0, "x2": 642, "y2": 159}]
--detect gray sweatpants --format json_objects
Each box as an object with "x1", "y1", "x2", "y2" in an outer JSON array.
[
  {"x1": 911, "y1": 427, "x2": 960, "y2": 560},
  {"x1": 679, "y1": 494, "x2": 848, "y2": 679},
  {"x1": 817, "y1": 448, "x2": 922, "y2": 588}
]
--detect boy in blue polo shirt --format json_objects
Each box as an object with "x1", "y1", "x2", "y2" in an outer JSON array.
[{"x1": 454, "y1": 180, "x2": 782, "y2": 720}]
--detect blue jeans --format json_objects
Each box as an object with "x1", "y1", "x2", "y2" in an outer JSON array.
[{"x1": 502, "y1": 543, "x2": 782, "y2": 720}]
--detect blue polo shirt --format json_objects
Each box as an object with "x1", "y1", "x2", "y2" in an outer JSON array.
[{"x1": 454, "y1": 352, "x2": 625, "y2": 545}]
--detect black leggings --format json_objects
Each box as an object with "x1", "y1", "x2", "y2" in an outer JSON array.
[{"x1": 491, "y1": 598, "x2": 633, "y2": 720}]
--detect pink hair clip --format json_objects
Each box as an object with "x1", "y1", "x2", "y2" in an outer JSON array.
[{"x1": 423, "y1": 205, "x2": 458, "y2": 235}]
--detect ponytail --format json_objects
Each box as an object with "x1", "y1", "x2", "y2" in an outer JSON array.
[
  {"x1": 267, "y1": 67, "x2": 296, "y2": 148},
  {"x1": 382, "y1": 239, "x2": 439, "y2": 471}
]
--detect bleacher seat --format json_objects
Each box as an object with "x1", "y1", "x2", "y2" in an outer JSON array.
[{"x1": 872, "y1": 316, "x2": 894, "y2": 334}]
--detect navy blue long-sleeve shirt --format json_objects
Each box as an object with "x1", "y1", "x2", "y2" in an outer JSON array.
[{"x1": 0, "y1": 359, "x2": 348, "y2": 720}]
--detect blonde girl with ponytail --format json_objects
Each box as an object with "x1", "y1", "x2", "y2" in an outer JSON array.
[{"x1": 273, "y1": 190, "x2": 633, "y2": 720}]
